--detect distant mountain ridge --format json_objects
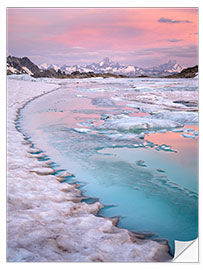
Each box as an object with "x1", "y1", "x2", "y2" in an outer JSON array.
[
  {"x1": 38, "y1": 57, "x2": 185, "y2": 77},
  {"x1": 7, "y1": 56, "x2": 126, "y2": 79},
  {"x1": 7, "y1": 55, "x2": 197, "y2": 78}
]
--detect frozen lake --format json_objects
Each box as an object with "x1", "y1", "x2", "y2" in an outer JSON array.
[{"x1": 19, "y1": 77, "x2": 198, "y2": 253}]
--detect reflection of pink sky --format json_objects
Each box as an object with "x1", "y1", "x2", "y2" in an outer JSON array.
[
  {"x1": 7, "y1": 8, "x2": 198, "y2": 67},
  {"x1": 146, "y1": 126, "x2": 198, "y2": 169},
  {"x1": 35, "y1": 94, "x2": 106, "y2": 129},
  {"x1": 33, "y1": 87, "x2": 148, "y2": 131},
  {"x1": 146, "y1": 126, "x2": 198, "y2": 150}
]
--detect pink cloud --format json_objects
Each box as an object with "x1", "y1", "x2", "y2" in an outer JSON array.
[{"x1": 43, "y1": 8, "x2": 198, "y2": 50}]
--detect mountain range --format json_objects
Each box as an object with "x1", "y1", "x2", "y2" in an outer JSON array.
[
  {"x1": 7, "y1": 55, "x2": 197, "y2": 78},
  {"x1": 38, "y1": 57, "x2": 184, "y2": 77},
  {"x1": 6, "y1": 56, "x2": 125, "y2": 79}
]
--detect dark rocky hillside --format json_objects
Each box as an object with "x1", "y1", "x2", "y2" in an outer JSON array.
[
  {"x1": 66, "y1": 71, "x2": 127, "y2": 79},
  {"x1": 165, "y1": 65, "x2": 198, "y2": 78},
  {"x1": 7, "y1": 56, "x2": 41, "y2": 75},
  {"x1": 32, "y1": 68, "x2": 66, "y2": 78}
]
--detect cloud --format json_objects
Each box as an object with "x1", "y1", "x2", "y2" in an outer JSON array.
[
  {"x1": 157, "y1": 39, "x2": 184, "y2": 43},
  {"x1": 71, "y1": 46, "x2": 85, "y2": 50},
  {"x1": 168, "y1": 39, "x2": 183, "y2": 42},
  {"x1": 158, "y1": 17, "x2": 192, "y2": 24},
  {"x1": 135, "y1": 45, "x2": 198, "y2": 59}
]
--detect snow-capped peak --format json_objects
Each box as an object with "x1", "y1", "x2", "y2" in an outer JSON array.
[
  {"x1": 149, "y1": 60, "x2": 184, "y2": 74},
  {"x1": 38, "y1": 58, "x2": 185, "y2": 76},
  {"x1": 38, "y1": 63, "x2": 49, "y2": 70},
  {"x1": 98, "y1": 57, "x2": 114, "y2": 68},
  {"x1": 39, "y1": 63, "x2": 60, "y2": 71}
]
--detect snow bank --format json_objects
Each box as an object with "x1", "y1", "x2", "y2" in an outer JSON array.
[
  {"x1": 8, "y1": 74, "x2": 37, "y2": 81},
  {"x1": 7, "y1": 77, "x2": 172, "y2": 262}
]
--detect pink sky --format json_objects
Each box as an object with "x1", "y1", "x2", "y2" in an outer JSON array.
[{"x1": 7, "y1": 8, "x2": 198, "y2": 67}]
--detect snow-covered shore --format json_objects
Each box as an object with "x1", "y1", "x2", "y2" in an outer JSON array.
[{"x1": 7, "y1": 76, "x2": 172, "y2": 262}]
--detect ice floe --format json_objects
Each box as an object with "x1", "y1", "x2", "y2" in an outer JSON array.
[
  {"x1": 73, "y1": 128, "x2": 91, "y2": 134},
  {"x1": 181, "y1": 134, "x2": 196, "y2": 139},
  {"x1": 91, "y1": 97, "x2": 116, "y2": 107},
  {"x1": 97, "y1": 114, "x2": 182, "y2": 133}
]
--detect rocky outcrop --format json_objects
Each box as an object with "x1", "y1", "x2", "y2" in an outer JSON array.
[
  {"x1": 33, "y1": 69, "x2": 127, "y2": 79},
  {"x1": 68, "y1": 71, "x2": 127, "y2": 79},
  {"x1": 32, "y1": 68, "x2": 66, "y2": 78},
  {"x1": 7, "y1": 56, "x2": 41, "y2": 75}
]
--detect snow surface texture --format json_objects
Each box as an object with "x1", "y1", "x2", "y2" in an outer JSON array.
[
  {"x1": 122, "y1": 91, "x2": 198, "y2": 113},
  {"x1": 7, "y1": 77, "x2": 172, "y2": 262}
]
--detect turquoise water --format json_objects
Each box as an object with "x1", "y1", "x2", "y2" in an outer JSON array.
[{"x1": 19, "y1": 78, "x2": 198, "y2": 254}]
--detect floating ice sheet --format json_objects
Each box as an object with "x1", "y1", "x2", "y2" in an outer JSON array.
[{"x1": 97, "y1": 114, "x2": 182, "y2": 133}]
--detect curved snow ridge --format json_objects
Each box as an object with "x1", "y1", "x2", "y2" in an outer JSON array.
[
  {"x1": 97, "y1": 114, "x2": 182, "y2": 132},
  {"x1": 7, "y1": 78, "x2": 172, "y2": 262}
]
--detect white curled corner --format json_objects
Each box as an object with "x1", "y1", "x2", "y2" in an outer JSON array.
[{"x1": 173, "y1": 238, "x2": 198, "y2": 262}]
